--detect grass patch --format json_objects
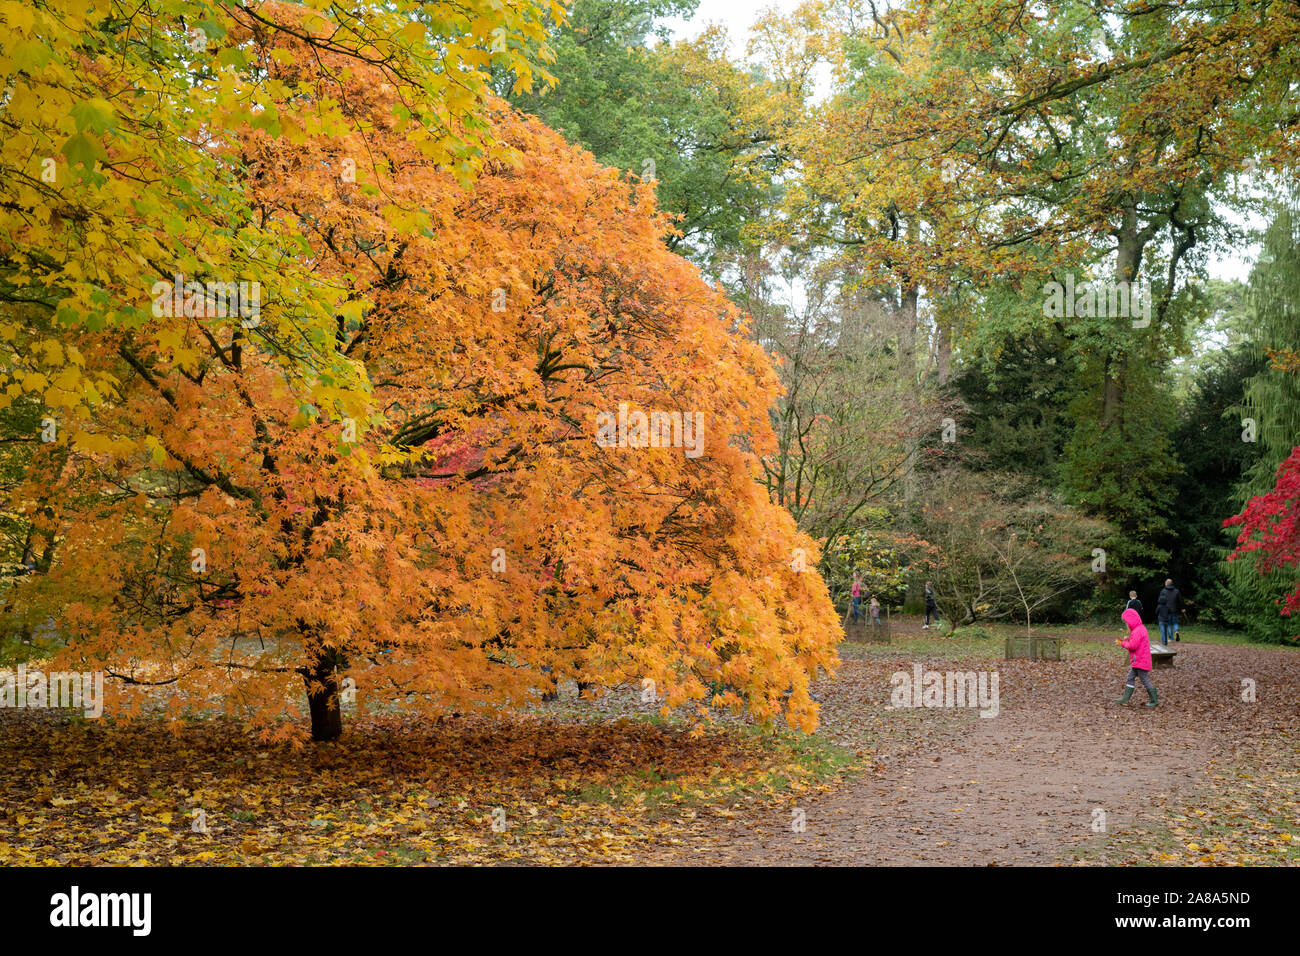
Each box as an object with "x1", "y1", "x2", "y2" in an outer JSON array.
[
  {"x1": 559, "y1": 719, "x2": 857, "y2": 820},
  {"x1": 837, "y1": 627, "x2": 1113, "y2": 662},
  {"x1": 839, "y1": 622, "x2": 1276, "y2": 667}
]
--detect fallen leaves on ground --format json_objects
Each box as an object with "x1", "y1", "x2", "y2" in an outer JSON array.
[
  {"x1": 1082, "y1": 732, "x2": 1300, "y2": 866},
  {"x1": 0, "y1": 710, "x2": 851, "y2": 866}
]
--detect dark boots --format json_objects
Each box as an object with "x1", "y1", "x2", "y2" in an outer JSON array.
[{"x1": 1113, "y1": 683, "x2": 1158, "y2": 706}]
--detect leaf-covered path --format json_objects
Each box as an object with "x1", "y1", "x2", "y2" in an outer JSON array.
[
  {"x1": 646, "y1": 637, "x2": 1300, "y2": 865},
  {"x1": 2, "y1": 630, "x2": 1294, "y2": 866}
]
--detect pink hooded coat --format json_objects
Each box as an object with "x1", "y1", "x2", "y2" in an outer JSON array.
[{"x1": 1120, "y1": 608, "x2": 1152, "y2": 670}]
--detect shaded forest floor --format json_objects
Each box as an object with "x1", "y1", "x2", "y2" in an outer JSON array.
[{"x1": 1, "y1": 621, "x2": 1296, "y2": 866}]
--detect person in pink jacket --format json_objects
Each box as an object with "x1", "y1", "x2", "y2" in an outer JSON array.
[{"x1": 1113, "y1": 607, "x2": 1157, "y2": 706}]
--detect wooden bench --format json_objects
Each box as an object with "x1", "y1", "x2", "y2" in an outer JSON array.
[{"x1": 1149, "y1": 642, "x2": 1176, "y2": 668}]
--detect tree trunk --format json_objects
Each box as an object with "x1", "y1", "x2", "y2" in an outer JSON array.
[
  {"x1": 303, "y1": 649, "x2": 344, "y2": 742},
  {"x1": 933, "y1": 321, "x2": 952, "y2": 387},
  {"x1": 899, "y1": 280, "x2": 919, "y2": 499},
  {"x1": 1103, "y1": 213, "x2": 1143, "y2": 429},
  {"x1": 899, "y1": 280, "x2": 922, "y2": 609}
]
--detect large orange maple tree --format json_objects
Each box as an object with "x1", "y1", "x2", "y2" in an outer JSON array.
[{"x1": 14, "y1": 10, "x2": 840, "y2": 741}]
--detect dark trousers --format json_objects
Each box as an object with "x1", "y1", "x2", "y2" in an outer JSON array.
[{"x1": 1127, "y1": 667, "x2": 1154, "y2": 690}]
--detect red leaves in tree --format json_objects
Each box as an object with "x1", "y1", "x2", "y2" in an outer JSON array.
[{"x1": 1225, "y1": 446, "x2": 1300, "y2": 616}]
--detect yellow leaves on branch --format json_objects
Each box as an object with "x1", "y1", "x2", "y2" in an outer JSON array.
[{"x1": 0, "y1": 0, "x2": 563, "y2": 419}]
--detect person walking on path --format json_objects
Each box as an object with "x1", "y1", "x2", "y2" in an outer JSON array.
[
  {"x1": 1125, "y1": 590, "x2": 1143, "y2": 617},
  {"x1": 923, "y1": 581, "x2": 939, "y2": 630},
  {"x1": 1114, "y1": 607, "x2": 1157, "y2": 707},
  {"x1": 850, "y1": 572, "x2": 863, "y2": 624},
  {"x1": 1156, "y1": 578, "x2": 1182, "y2": 645},
  {"x1": 869, "y1": 596, "x2": 882, "y2": 630}
]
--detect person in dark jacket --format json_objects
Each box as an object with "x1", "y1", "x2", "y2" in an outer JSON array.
[
  {"x1": 1125, "y1": 590, "x2": 1143, "y2": 617},
  {"x1": 923, "y1": 581, "x2": 939, "y2": 629},
  {"x1": 1156, "y1": 579, "x2": 1182, "y2": 645}
]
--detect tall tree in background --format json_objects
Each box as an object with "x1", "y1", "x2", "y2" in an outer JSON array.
[
  {"x1": 743, "y1": 253, "x2": 927, "y2": 565},
  {"x1": 1169, "y1": 344, "x2": 1265, "y2": 623},
  {"x1": 949, "y1": 330, "x2": 1077, "y2": 484},
  {"x1": 744, "y1": 2, "x2": 987, "y2": 614},
  {"x1": 1239, "y1": 201, "x2": 1300, "y2": 496},
  {"x1": 1224, "y1": 198, "x2": 1300, "y2": 639},
  {"x1": 503, "y1": 0, "x2": 781, "y2": 274},
  {"x1": 767, "y1": 0, "x2": 1300, "y2": 597}
]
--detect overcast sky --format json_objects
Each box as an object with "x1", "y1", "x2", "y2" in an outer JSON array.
[{"x1": 665, "y1": 0, "x2": 786, "y2": 42}]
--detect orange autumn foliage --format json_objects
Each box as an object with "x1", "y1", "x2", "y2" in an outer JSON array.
[{"x1": 16, "y1": 9, "x2": 840, "y2": 741}]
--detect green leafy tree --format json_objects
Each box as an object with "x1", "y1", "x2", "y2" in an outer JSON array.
[
  {"x1": 1168, "y1": 345, "x2": 1265, "y2": 624},
  {"x1": 1222, "y1": 198, "x2": 1300, "y2": 640},
  {"x1": 503, "y1": 0, "x2": 778, "y2": 274},
  {"x1": 1061, "y1": 356, "x2": 1179, "y2": 602},
  {"x1": 1239, "y1": 201, "x2": 1300, "y2": 496},
  {"x1": 820, "y1": 512, "x2": 920, "y2": 614},
  {"x1": 950, "y1": 330, "x2": 1077, "y2": 484}
]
